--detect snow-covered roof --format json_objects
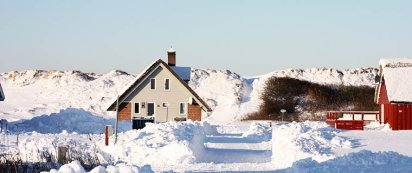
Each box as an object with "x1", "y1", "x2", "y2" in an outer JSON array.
[
  {"x1": 0, "y1": 82, "x2": 4, "y2": 101},
  {"x1": 379, "y1": 58, "x2": 412, "y2": 68},
  {"x1": 380, "y1": 58, "x2": 412, "y2": 103},
  {"x1": 171, "y1": 66, "x2": 191, "y2": 81}
]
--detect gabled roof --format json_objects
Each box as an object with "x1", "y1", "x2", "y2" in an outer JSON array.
[
  {"x1": 376, "y1": 58, "x2": 412, "y2": 103},
  {"x1": 106, "y1": 59, "x2": 212, "y2": 112},
  {"x1": 0, "y1": 83, "x2": 5, "y2": 101}
]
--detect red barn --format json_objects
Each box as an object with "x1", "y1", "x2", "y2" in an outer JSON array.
[{"x1": 375, "y1": 58, "x2": 412, "y2": 130}]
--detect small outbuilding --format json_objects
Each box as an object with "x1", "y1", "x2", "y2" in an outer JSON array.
[
  {"x1": 107, "y1": 48, "x2": 212, "y2": 129},
  {"x1": 375, "y1": 58, "x2": 412, "y2": 130}
]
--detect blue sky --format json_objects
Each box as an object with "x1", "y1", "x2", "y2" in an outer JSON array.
[{"x1": 1, "y1": 1, "x2": 411, "y2": 76}]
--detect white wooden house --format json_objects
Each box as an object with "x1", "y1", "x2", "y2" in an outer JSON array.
[{"x1": 107, "y1": 48, "x2": 212, "y2": 129}]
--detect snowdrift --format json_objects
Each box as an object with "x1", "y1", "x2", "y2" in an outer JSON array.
[
  {"x1": 12, "y1": 121, "x2": 217, "y2": 169},
  {"x1": 272, "y1": 121, "x2": 352, "y2": 169},
  {"x1": 100, "y1": 121, "x2": 216, "y2": 166},
  {"x1": 281, "y1": 150, "x2": 412, "y2": 173},
  {"x1": 45, "y1": 160, "x2": 154, "y2": 173},
  {"x1": 242, "y1": 122, "x2": 272, "y2": 142},
  {"x1": 8, "y1": 108, "x2": 131, "y2": 134}
]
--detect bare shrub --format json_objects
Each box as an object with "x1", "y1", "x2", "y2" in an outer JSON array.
[{"x1": 243, "y1": 77, "x2": 377, "y2": 121}]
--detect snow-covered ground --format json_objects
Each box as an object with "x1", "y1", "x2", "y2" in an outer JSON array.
[{"x1": 1, "y1": 119, "x2": 412, "y2": 172}]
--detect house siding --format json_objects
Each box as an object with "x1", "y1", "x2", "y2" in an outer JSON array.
[{"x1": 123, "y1": 64, "x2": 202, "y2": 123}]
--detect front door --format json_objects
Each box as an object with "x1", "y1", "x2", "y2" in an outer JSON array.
[{"x1": 147, "y1": 103, "x2": 155, "y2": 116}]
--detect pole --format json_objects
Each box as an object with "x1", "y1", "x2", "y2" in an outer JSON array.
[
  {"x1": 114, "y1": 94, "x2": 119, "y2": 144},
  {"x1": 166, "y1": 106, "x2": 169, "y2": 121},
  {"x1": 282, "y1": 112, "x2": 284, "y2": 122}
]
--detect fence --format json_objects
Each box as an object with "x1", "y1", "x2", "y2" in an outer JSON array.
[{"x1": 326, "y1": 111, "x2": 379, "y2": 130}]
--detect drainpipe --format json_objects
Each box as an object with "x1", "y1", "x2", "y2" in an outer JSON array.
[{"x1": 115, "y1": 94, "x2": 119, "y2": 144}]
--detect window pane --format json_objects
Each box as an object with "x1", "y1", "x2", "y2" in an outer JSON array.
[
  {"x1": 150, "y1": 79, "x2": 156, "y2": 90},
  {"x1": 165, "y1": 79, "x2": 170, "y2": 90},
  {"x1": 134, "y1": 103, "x2": 139, "y2": 113},
  {"x1": 180, "y1": 103, "x2": 186, "y2": 114}
]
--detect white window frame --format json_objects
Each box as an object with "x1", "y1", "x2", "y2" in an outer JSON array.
[
  {"x1": 164, "y1": 78, "x2": 170, "y2": 91},
  {"x1": 133, "y1": 102, "x2": 140, "y2": 114},
  {"x1": 150, "y1": 78, "x2": 156, "y2": 91},
  {"x1": 147, "y1": 102, "x2": 156, "y2": 116},
  {"x1": 179, "y1": 102, "x2": 187, "y2": 115}
]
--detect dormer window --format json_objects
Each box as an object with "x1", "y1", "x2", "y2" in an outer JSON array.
[{"x1": 150, "y1": 78, "x2": 156, "y2": 90}]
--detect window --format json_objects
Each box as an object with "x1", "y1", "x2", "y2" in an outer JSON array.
[
  {"x1": 164, "y1": 78, "x2": 170, "y2": 91},
  {"x1": 150, "y1": 78, "x2": 156, "y2": 90},
  {"x1": 147, "y1": 103, "x2": 155, "y2": 116},
  {"x1": 134, "y1": 102, "x2": 140, "y2": 114},
  {"x1": 180, "y1": 103, "x2": 187, "y2": 115}
]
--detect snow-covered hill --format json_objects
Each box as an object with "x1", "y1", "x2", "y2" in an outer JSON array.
[
  {"x1": 191, "y1": 67, "x2": 378, "y2": 122},
  {"x1": 0, "y1": 70, "x2": 134, "y2": 121},
  {"x1": 0, "y1": 67, "x2": 378, "y2": 122}
]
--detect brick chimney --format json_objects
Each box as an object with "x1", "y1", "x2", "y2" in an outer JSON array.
[{"x1": 167, "y1": 47, "x2": 176, "y2": 66}]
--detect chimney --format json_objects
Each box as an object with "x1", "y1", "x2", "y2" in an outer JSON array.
[{"x1": 167, "y1": 47, "x2": 176, "y2": 66}]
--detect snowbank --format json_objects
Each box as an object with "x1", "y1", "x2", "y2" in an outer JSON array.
[
  {"x1": 44, "y1": 160, "x2": 154, "y2": 173},
  {"x1": 271, "y1": 121, "x2": 352, "y2": 169},
  {"x1": 9, "y1": 108, "x2": 131, "y2": 134},
  {"x1": 242, "y1": 122, "x2": 272, "y2": 142},
  {"x1": 280, "y1": 150, "x2": 412, "y2": 173},
  {"x1": 14, "y1": 121, "x2": 215, "y2": 168},
  {"x1": 98, "y1": 121, "x2": 215, "y2": 166},
  {"x1": 16, "y1": 132, "x2": 100, "y2": 163}
]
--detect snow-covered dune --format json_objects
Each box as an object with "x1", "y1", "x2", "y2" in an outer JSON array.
[
  {"x1": 0, "y1": 67, "x2": 377, "y2": 122},
  {"x1": 190, "y1": 67, "x2": 378, "y2": 122},
  {"x1": 0, "y1": 70, "x2": 134, "y2": 121}
]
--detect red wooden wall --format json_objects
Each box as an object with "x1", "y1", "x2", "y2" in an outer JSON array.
[
  {"x1": 378, "y1": 81, "x2": 389, "y2": 104},
  {"x1": 383, "y1": 104, "x2": 412, "y2": 130}
]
